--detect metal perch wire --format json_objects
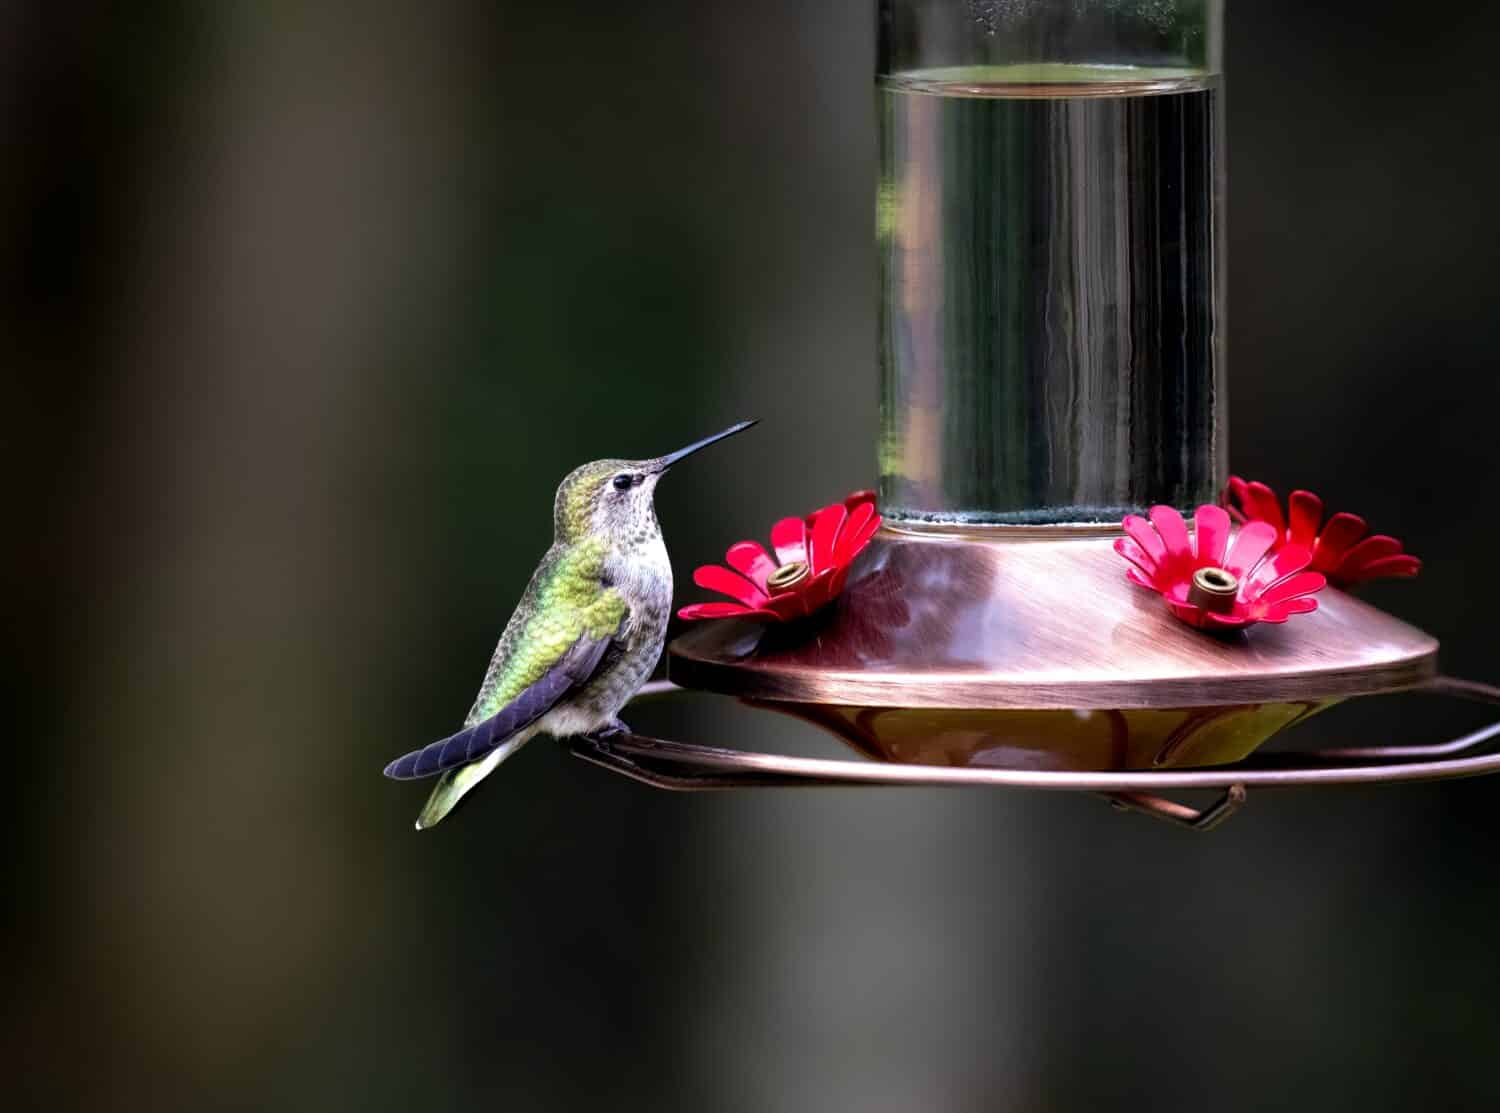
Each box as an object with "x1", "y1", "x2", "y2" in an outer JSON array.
[{"x1": 571, "y1": 677, "x2": 1500, "y2": 832}]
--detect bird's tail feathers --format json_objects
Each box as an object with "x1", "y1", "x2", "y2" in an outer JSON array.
[{"x1": 414, "y1": 730, "x2": 532, "y2": 830}]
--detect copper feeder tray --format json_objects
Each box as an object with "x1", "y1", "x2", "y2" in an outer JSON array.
[
  {"x1": 568, "y1": 528, "x2": 1496, "y2": 831},
  {"x1": 667, "y1": 528, "x2": 1440, "y2": 714}
]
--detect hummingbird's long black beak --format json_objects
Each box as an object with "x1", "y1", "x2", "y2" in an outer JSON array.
[{"x1": 651, "y1": 419, "x2": 757, "y2": 473}]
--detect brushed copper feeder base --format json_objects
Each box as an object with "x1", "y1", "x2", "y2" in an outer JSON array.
[
  {"x1": 668, "y1": 526, "x2": 1437, "y2": 770},
  {"x1": 567, "y1": 527, "x2": 1500, "y2": 831}
]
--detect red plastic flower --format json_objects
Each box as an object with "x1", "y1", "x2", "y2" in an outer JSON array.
[
  {"x1": 1116, "y1": 505, "x2": 1327, "y2": 630},
  {"x1": 679, "y1": 491, "x2": 883, "y2": 622},
  {"x1": 1226, "y1": 477, "x2": 1422, "y2": 589}
]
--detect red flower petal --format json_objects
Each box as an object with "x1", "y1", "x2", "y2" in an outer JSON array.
[
  {"x1": 1123, "y1": 515, "x2": 1166, "y2": 566},
  {"x1": 693, "y1": 564, "x2": 768, "y2": 607},
  {"x1": 1223, "y1": 520, "x2": 1278, "y2": 579},
  {"x1": 1167, "y1": 600, "x2": 1212, "y2": 628},
  {"x1": 803, "y1": 568, "x2": 839, "y2": 611},
  {"x1": 808, "y1": 503, "x2": 847, "y2": 575},
  {"x1": 770, "y1": 517, "x2": 808, "y2": 566},
  {"x1": 1194, "y1": 504, "x2": 1231, "y2": 567},
  {"x1": 1243, "y1": 543, "x2": 1313, "y2": 597},
  {"x1": 1226, "y1": 478, "x2": 1420, "y2": 591},
  {"x1": 763, "y1": 592, "x2": 809, "y2": 621},
  {"x1": 683, "y1": 492, "x2": 883, "y2": 624},
  {"x1": 805, "y1": 491, "x2": 878, "y2": 528},
  {"x1": 1225, "y1": 476, "x2": 1250, "y2": 524},
  {"x1": 1202, "y1": 611, "x2": 1254, "y2": 629},
  {"x1": 1344, "y1": 555, "x2": 1422, "y2": 583},
  {"x1": 1123, "y1": 494, "x2": 1336, "y2": 634},
  {"x1": 828, "y1": 563, "x2": 853, "y2": 599},
  {"x1": 1114, "y1": 537, "x2": 1159, "y2": 583},
  {"x1": 1148, "y1": 506, "x2": 1193, "y2": 568},
  {"x1": 850, "y1": 511, "x2": 883, "y2": 555},
  {"x1": 834, "y1": 502, "x2": 881, "y2": 566},
  {"x1": 1286, "y1": 490, "x2": 1323, "y2": 549},
  {"x1": 725, "y1": 540, "x2": 778, "y2": 591},
  {"x1": 1338, "y1": 533, "x2": 1401, "y2": 567},
  {"x1": 1310, "y1": 512, "x2": 1368, "y2": 570},
  {"x1": 761, "y1": 569, "x2": 840, "y2": 619},
  {"x1": 677, "y1": 602, "x2": 757, "y2": 620},
  {"x1": 1257, "y1": 570, "x2": 1327, "y2": 606},
  {"x1": 1259, "y1": 596, "x2": 1320, "y2": 623},
  {"x1": 1241, "y1": 481, "x2": 1286, "y2": 534}
]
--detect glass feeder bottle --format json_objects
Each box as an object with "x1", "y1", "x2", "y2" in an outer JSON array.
[{"x1": 877, "y1": 0, "x2": 1226, "y2": 525}]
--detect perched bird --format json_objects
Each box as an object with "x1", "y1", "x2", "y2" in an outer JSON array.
[{"x1": 384, "y1": 420, "x2": 756, "y2": 829}]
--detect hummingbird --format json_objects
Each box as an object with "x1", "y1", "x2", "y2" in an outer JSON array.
[{"x1": 383, "y1": 419, "x2": 756, "y2": 829}]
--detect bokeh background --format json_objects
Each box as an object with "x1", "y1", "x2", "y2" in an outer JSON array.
[{"x1": 7, "y1": 2, "x2": 1500, "y2": 1110}]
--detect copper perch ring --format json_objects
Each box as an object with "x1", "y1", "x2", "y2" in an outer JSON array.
[{"x1": 569, "y1": 676, "x2": 1500, "y2": 832}]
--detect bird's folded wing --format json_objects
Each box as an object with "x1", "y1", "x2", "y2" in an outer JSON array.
[{"x1": 383, "y1": 629, "x2": 615, "y2": 780}]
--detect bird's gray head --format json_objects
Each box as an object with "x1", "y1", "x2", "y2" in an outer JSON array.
[{"x1": 553, "y1": 420, "x2": 757, "y2": 547}]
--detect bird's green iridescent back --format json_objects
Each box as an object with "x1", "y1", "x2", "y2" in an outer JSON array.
[{"x1": 466, "y1": 536, "x2": 627, "y2": 726}]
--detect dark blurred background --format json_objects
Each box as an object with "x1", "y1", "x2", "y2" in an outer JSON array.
[{"x1": 6, "y1": 2, "x2": 1500, "y2": 1110}]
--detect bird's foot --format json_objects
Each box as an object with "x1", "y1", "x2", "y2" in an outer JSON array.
[{"x1": 590, "y1": 718, "x2": 631, "y2": 753}]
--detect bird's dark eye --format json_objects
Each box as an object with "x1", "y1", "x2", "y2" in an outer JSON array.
[{"x1": 612, "y1": 474, "x2": 633, "y2": 491}]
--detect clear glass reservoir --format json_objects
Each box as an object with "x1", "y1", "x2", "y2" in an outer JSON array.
[{"x1": 877, "y1": 1, "x2": 1225, "y2": 525}]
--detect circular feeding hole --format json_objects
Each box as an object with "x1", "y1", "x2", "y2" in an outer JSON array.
[
  {"x1": 1188, "y1": 566, "x2": 1240, "y2": 613},
  {"x1": 766, "y1": 560, "x2": 810, "y2": 593},
  {"x1": 1197, "y1": 568, "x2": 1236, "y2": 592}
]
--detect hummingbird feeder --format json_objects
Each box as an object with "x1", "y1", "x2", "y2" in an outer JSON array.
[{"x1": 571, "y1": 0, "x2": 1500, "y2": 830}]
